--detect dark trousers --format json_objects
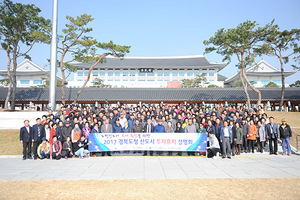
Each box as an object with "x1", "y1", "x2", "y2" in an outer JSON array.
[
  {"x1": 143, "y1": 151, "x2": 153, "y2": 156},
  {"x1": 102, "y1": 151, "x2": 111, "y2": 156},
  {"x1": 248, "y1": 140, "x2": 255, "y2": 153},
  {"x1": 217, "y1": 137, "x2": 223, "y2": 155},
  {"x1": 207, "y1": 148, "x2": 219, "y2": 158},
  {"x1": 231, "y1": 140, "x2": 236, "y2": 156},
  {"x1": 269, "y1": 138, "x2": 278, "y2": 154},
  {"x1": 242, "y1": 135, "x2": 248, "y2": 152},
  {"x1": 23, "y1": 141, "x2": 32, "y2": 158},
  {"x1": 52, "y1": 152, "x2": 61, "y2": 160},
  {"x1": 33, "y1": 140, "x2": 42, "y2": 159},
  {"x1": 61, "y1": 149, "x2": 72, "y2": 157}
]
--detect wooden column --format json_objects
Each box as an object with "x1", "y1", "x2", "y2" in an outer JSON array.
[
  {"x1": 21, "y1": 103, "x2": 24, "y2": 110},
  {"x1": 284, "y1": 101, "x2": 287, "y2": 112}
]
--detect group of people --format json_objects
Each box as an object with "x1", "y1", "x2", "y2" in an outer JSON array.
[{"x1": 20, "y1": 103, "x2": 293, "y2": 160}]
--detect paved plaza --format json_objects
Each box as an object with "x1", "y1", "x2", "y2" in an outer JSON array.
[{"x1": 0, "y1": 154, "x2": 299, "y2": 181}]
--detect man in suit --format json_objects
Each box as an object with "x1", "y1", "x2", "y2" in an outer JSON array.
[
  {"x1": 143, "y1": 119, "x2": 155, "y2": 156},
  {"x1": 100, "y1": 119, "x2": 112, "y2": 156},
  {"x1": 220, "y1": 121, "x2": 233, "y2": 159},
  {"x1": 32, "y1": 118, "x2": 45, "y2": 160},
  {"x1": 185, "y1": 119, "x2": 196, "y2": 156},
  {"x1": 20, "y1": 120, "x2": 33, "y2": 160},
  {"x1": 266, "y1": 117, "x2": 280, "y2": 155}
]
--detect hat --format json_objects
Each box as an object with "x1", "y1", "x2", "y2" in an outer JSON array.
[
  {"x1": 42, "y1": 137, "x2": 47, "y2": 141},
  {"x1": 65, "y1": 121, "x2": 70, "y2": 124},
  {"x1": 281, "y1": 118, "x2": 286, "y2": 122}
]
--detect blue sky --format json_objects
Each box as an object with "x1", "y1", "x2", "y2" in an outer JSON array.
[{"x1": 1, "y1": 0, "x2": 300, "y2": 83}]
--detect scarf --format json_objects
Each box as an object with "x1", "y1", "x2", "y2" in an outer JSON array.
[
  {"x1": 74, "y1": 128, "x2": 80, "y2": 136},
  {"x1": 53, "y1": 142, "x2": 58, "y2": 152}
]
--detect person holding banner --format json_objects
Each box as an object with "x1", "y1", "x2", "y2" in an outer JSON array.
[
  {"x1": 154, "y1": 119, "x2": 165, "y2": 156},
  {"x1": 166, "y1": 121, "x2": 175, "y2": 156},
  {"x1": 74, "y1": 135, "x2": 90, "y2": 159},
  {"x1": 175, "y1": 122, "x2": 184, "y2": 156},
  {"x1": 185, "y1": 119, "x2": 197, "y2": 156},
  {"x1": 206, "y1": 132, "x2": 220, "y2": 158},
  {"x1": 100, "y1": 119, "x2": 112, "y2": 156},
  {"x1": 143, "y1": 119, "x2": 155, "y2": 156}
]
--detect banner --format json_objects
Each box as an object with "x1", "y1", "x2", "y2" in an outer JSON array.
[{"x1": 88, "y1": 133, "x2": 207, "y2": 152}]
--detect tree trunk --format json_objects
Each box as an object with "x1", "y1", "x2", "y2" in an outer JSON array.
[
  {"x1": 4, "y1": 47, "x2": 12, "y2": 109},
  {"x1": 60, "y1": 52, "x2": 67, "y2": 105},
  {"x1": 11, "y1": 53, "x2": 18, "y2": 111},
  {"x1": 240, "y1": 52, "x2": 261, "y2": 106},
  {"x1": 279, "y1": 50, "x2": 285, "y2": 112},
  {"x1": 240, "y1": 69, "x2": 251, "y2": 109},
  {"x1": 73, "y1": 55, "x2": 105, "y2": 104}
]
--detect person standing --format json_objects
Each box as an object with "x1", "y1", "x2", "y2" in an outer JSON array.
[
  {"x1": 56, "y1": 121, "x2": 64, "y2": 143},
  {"x1": 143, "y1": 119, "x2": 155, "y2": 156},
  {"x1": 62, "y1": 121, "x2": 73, "y2": 144},
  {"x1": 247, "y1": 120, "x2": 257, "y2": 153},
  {"x1": 257, "y1": 121, "x2": 266, "y2": 153},
  {"x1": 235, "y1": 122, "x2": 243, "y2": 155},
  {"x1": 279, "y1": 118, "x2": 292, "y2": 156},
  {"x1": 265, "y1": 117, "x2": 280, "y2": 155},
  {"x1": 185, "y1": 119, "x2": 197, "y2": 156},
  {"x1": 100, "y1": 119, "x2": 112, "y2": 156},
  {"x1": 241, "y1": 119, "x2": 249, "y2": 153},
  {"x1": 132, "y1": 120, "x2": 143, "y2": 154},
  {"x1": 32, "y1": 118, "x2": 45, "y2": 160},
  {"x1": 220, "y1": 121, "x2": 232, "y2": 159},
  {"x1": 20, "y1": 120, "x2": 33, "y2": 160},
  {"x1": 154, "y1": 119, "x2": 166, "y2": 156}
]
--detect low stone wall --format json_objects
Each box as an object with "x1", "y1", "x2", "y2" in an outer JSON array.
[{"x1": 0, "y1": 111, "x2": 48, "y2": 129}]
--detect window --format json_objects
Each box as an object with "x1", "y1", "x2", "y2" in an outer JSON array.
[
  {"x1": 202, "y1": 68, "x2": 207, "y2": 71},
  {"x1": 194, "y1": 72, "x2": 200, "y2": 76},
  {"x1": 148, "y1": 73, "x2": 154, "y2": 76},
  {"x1": 115, "y1": 72, "x2": 120, "y2": 76},
  {"x1": 202, "y1": 73, "x2": 207, "y2": 76},
  {"x1": 115, "y1": 79, "x2": 120, "y2": 81},
  {"x1": 173, "y1": 79, "x2": 178, "y2": 81},
  {"x1": 209, "y1": 80, "x2": 214, "y2": 82},
  {"x1": 93, "y1": 72, "x2": 98, "y2": 76},
  {"x1": 187, "y1": 72, "x2": 193, "y2": 76},
  {"x1": 209, "y1": 69, "x2": 214, "y2": 71},
  {"x1": 157, "y1": 72, "x2": 163, "y2": 76},
  {"x1": 20, "y1": 80, "x2": 29, "y2": 84},
  {"x1": 172, "y1": 72, "x2": 178, "y2": 76},
  {"x1": 273, "y1": 80, "x2": 281, "y2": 84},
  {"x1": 84, "y1": 72, "x2": 89, "y2": 76},
  {"x1": 139, "y1": 73, "x2": 146, "y2": 76},
  {"x1": 77, "y1": 68, "x2": 83, "y2": 70},
  {"x1": 261, "y1": 80, "x2": 269, "y2": 85},
  {"x1": 123, "y1": 72, "x2": 128, "y2": 76},
  {"x1": 77, "y1": 72, "x2": 83, "y2": 76},
  {"x1": 99, "y1": 72, "x2": 105, "y2": 76},
  {"x1": 187, "y1": 68, "x2": 193, "y2": 70},
  {"x1": 108, "y1": 79, "x2": 113, "y2": 81},
  {"x1": 179, "y1": 72, "x2": 185, "y2": 76},
  {"x1": 78, "y1": 79, "x2": 83, "y2": 81},
  {"x1": 100, "y1": 68, "x2": 105, "y2": 70},
  {"x1": 164, "y1": 72, "x2": 170, "y2": 76},
  {"x1": 33, "y1": 80, "x2": 42, "y2": 84},
  {"x1": 108, "y1": 72, "x2": 113, "y2": 76},
  {"x1": 123, "y1": 80, "x2": 128, "y2": 81},
  {"x1": 85, "y1": 68, "x2": 89, "y2": 70},
  {"x1": 138, "y1": 80, "x2": 146, "y2": 81},
  {"x1": 148, "y1": 80, "x2": 154, "y2": 82},
  {"x1": 209, "y1": 72, "x2": 214, "y2": 76},
  {"x1": 130, "y1": 72, "x2": 135, "y2": 76},
  {"x1": 250, "y1": 80, "x2": 257, "y2": 84}
]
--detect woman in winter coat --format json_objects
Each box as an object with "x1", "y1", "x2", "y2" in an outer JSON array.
[
  {"x1": 257, "y1": 121, "x2": 266, "y2": 153},
  {"x1": 235, "y1": 122, "x2": 243, "y2": 155}
]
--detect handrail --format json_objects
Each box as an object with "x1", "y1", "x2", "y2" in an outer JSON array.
[{"x1": 292, "y1": 131, "x2": 299, "y2": 152}]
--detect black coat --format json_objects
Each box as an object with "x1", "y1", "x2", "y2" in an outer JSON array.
[
  {"x1": 32, "y1": 124, "x2": 45, "y2": 142},
  {"x1": 56, "y1": 126, "x2": 63, "y2": 141},
  {"x1": 20, "y1": 126, "x2": 32, "y2": 143},
  {"x1": 143, "y1": 124, "x2": 155, "y2": 133},
  {"x1": 73, "y1": 140, "x2": 88, "y2": 152},
  {"x1": 279, "y1": 124, "x2": 292, "y2": 139}
]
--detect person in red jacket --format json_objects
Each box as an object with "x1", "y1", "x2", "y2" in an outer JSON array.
[
  {"x1": 50, "y1": 135, "x2": 62, "y2": 160},
  {"x1": 49, "y1": 123, "x2": 57, "y2": 144},
  {"x1": 247, "y1": 120, "x2": 257, "y2": 153}
]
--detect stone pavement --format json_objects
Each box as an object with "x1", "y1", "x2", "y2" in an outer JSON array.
[{"x1": 0, "y1": 154, "x2": 299, "y2": 180}]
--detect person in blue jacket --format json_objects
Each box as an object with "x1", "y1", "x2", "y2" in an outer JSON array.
[{"x1": 154, "y1": 119, "x2": 165, "y2": 155}]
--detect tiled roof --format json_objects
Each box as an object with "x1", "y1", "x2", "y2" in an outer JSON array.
[
  {"x1": 0, "y1": 87, "x2": 300, "y2": 102},
  {"x1": 70, "y1": 55, "x2": 228, "y2": 70}
]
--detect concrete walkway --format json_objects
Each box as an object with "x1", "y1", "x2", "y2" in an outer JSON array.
[{"x1": 0, "y1": 155, "x2": 299, "y2": 180}]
